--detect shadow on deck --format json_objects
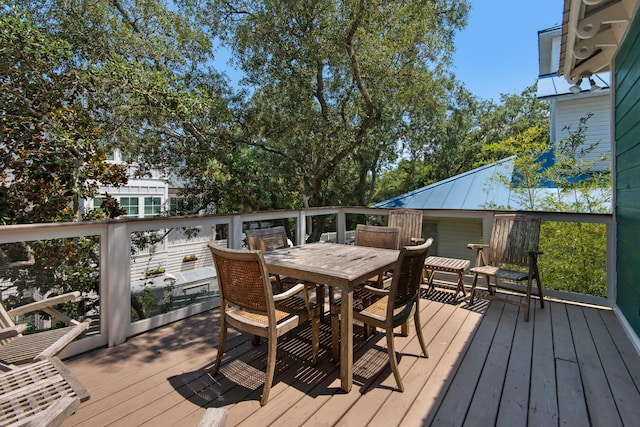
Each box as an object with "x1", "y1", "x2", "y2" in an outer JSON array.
[{"x1": 63, "y1": 287, "x2": 640, "y2": 426}]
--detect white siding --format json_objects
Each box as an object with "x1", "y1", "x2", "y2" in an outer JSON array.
[
  {"x1": 555, "y1": 94, "x2": 611, "y2": 171},
  {"x1": 551, "y1": 35, "x2": 561, "y2": 73}
]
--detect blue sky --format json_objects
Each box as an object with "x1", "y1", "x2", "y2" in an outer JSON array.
[
  {"x1": 453, "y1": 0, "x2": 563, "y2": 100},
  {"x1": 215, "y1": 1, "x2": 564, "y2": 101}
]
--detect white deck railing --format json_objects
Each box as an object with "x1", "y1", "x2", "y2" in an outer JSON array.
[{"x1": 0, "y1": 208, "x2": 613, "y2": 359}]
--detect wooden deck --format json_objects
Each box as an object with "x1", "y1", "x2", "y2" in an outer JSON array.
[{"x1": 62, "y1": 288, "x2": 640, "y2": 426}]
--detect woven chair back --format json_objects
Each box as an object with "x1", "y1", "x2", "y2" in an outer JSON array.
[
  {"x1": 245, "y1": 226, "x2": 289, "y2": 252},
  {"x1": 208, "y1": 245, "x2": 274, "y2": 314}
]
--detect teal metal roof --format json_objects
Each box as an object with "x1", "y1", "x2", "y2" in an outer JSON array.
[
  {"x1": 375, "y1": 156, "x2": 610, "y2": 212},
  {"x1": 375, "y1": 157, "x2": 519, "y2": 210}
]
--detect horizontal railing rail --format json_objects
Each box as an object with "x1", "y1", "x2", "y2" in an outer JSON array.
[{"x1": 0, "y1": 208, "x2": 613, "y2": 359}]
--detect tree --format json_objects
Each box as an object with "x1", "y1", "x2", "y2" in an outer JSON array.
[
  {"x1": 485, "y1": 114, "x2": 610, "y2": 297},
  {"x1": 1, "y1": 7, "x2": 128, "y2": 224},
  {"x1": 373, "y1": 83, "x2": 550, "y2": 203},
  {"x1": 1, "y1": 2, "x2": 228, "y2": 317},
  {"x1": 538, "y1": 114, "x2": 610, "y2": 297},
  {"x1": 203, "y1": 0, "x2": 469, "y2": 234},
  {"x1": 476, "y1": 84, "x2": 550, "y2": 166}
]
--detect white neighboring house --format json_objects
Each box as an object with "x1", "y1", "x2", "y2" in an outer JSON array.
[
  {"x1": 85, "y1": 149, "x2": 184, "y2": 219},
  {"x1": 83, "y1": 149, "x2": 219, "y2": 314},
  {"x1": 375, "y1": 25, "x2": 612, "y2": 263},
  {"x1": 537, "y1": 25, "x2": 611, "y2": 171}
]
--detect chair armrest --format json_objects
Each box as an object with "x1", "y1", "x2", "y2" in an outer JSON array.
[
  {"x1": 359, "y1": 285, "x2": 390, "y2": 296},
  {"x1": 7, "y1": 291, "x2": 81, "y2": 318},
  {"x1": 467, "y1": 243, "x2": 489, "y2": 250},
  {"x1": 272, "y1": 284, "x2": 306, "y2": 301},
  {"x1": 25, "y1": 396, "x2": 81, "y2": 427},
  {"x1": 468, "y1": 243, "x2": 489, "y2": 267},
  {"x1": 35, "y1": 319, "x2": 92, "y2": 360},
  {"x1": 0, "y1": 324, "x2": 28, "y2": 340}
]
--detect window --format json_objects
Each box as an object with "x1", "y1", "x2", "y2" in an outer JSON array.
[
  {"x1": 120, "y1": 197, "x2": 139, "y2": 218},
  {"x1": 92, "y1": 198, "x2": 104, "y2": 213},
  {"x1": 144, "y1": 197, "x2": 162, "y2": 217},
  {"x1": 169, "y1": 197, "x2": 186, "y2": 216}
]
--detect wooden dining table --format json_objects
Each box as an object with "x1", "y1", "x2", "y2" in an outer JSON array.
[{"x1": 262, "y1": 242, "x2": 399, "y2": 392}]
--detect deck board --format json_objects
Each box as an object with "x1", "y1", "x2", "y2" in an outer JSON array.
[
  {"x1": 425, "y1": 296, "x2": 503, "y2": 426},
  {"x1": 583, "y1": 307, "x2": 640, "y2": 426},
  {"x1": 401, "y1": 300, "x2": 482, "y2": 426},
  {"x1": 567, "y1": 304, "x2": 622, "y2": 427},
  {"x1": 61, "y1": 289, "x2": 640, "y2": 427},
  {"x1": 529, "y1": 299, "x2": 558, "y2": 426},
  {"x1": 495, "y1": 297, "x2": 533, "y2": 427},
  {"x1": 367, "y1": 301, "x2": 459, "y2": 427},
  {"x1": 550, "y1": 303, "x2": 589, "y2": 427},
  {"x1": 466, "y1": 296, "x2": 519, "y2": 426}
]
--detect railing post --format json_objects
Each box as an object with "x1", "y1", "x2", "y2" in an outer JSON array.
[
  {"x1": 106, "y1": 222, "x2": 130, "y2": 346},
  {"x1": 481, "y1": 211, "x2": 494, "y2": 245},
  {"x1": 606, "y1": 219, "x2": 616, "y2": 305},
  {"x1": 337, "y1": 209, "x2": 346, "y2": 244},
  {"x1": 229, "y1": 215, "x2": 243, "y2": 249},
  {"x1": 296, "y1": 210, "x2": 307, "y2": 246}
]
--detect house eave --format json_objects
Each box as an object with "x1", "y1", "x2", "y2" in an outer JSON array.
[{"x1": 559, "y1": 0, "x2": 639, "y2": 84}]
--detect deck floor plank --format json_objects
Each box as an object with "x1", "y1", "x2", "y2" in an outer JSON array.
[
  {"x1": 495, "y1": 298, "x2": 533, "y2": 427},
  {"x1": 425, "y1": 297, "x2": 506, "y2": 426},
  {"x1": 340, "y1": 300, "x2": 449, "y2": 427},
  {"x1": 550, "y1": 302, "x2": 590, "y2": 427},
  {"x1": 60, "y1": 291, "x2": 640, "y2": 427},
  {"x1": 583, "y1": 306, "x2": 640, "y2": 426},
  {"x1": 600, "y1": 310, "x2": 640, "y2": 391},
  {"x1": 400, "y1": 302, "x2": 482, "y2": 426},
  {"x1": 567, "y1": 304, "x2": 622, "y2": 427},
  {"x1": 465, "y1": 296, "x2": 520, "y2": 426},
  {"x1": 528, "y1": 298, "x2": 558, "y2": 426}
]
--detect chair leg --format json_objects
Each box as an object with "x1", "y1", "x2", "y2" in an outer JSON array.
[
  {"x1": 524, "y1": 277, "x2": 532, "y2": 322},
  {"x1": 212, "y1": 319, "x2": 227, "y2": 376},
  {"x1": 414, "y1": 308, "x2": 428, "y2": 358},
  {"x1": 535, "y1": 264, "x2": 544, "y2": 308},
  {"x1": 400, "y1": 322, "x2": 409, "y2": 337},
  {"x1": 385, "y1": 327, "x2": 404, "y2": 392},
  {"x1": 486, "y1": 275, "x2": 494, "y2": 294},
  {"x1": 261, "y1": 335, "x2": 278, "y2": 406},
  {"x1": 311, "y1": 316, "x2": 320, "y2": 365}
]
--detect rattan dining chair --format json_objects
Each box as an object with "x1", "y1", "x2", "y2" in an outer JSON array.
[
  {"x1": 208, "y1": 245, "x2": 320, "y2": 406},
  {"x1": 245, "y1": 226, "x2": 324, "y2": 318},
  {"x1": 351, "y1": 239, "x2": 433, "y2": 391},
  {"x1": 329, "y1": 224, "x2": 401, "y2": 358}
]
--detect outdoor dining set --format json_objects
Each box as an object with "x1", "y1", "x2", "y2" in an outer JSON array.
[
  {"x1": 0, "y1": 209, "x2": 544, "y2": 423},
  {"x1": 210, "y1": 209, "x2": 544, "y2": 406}
]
